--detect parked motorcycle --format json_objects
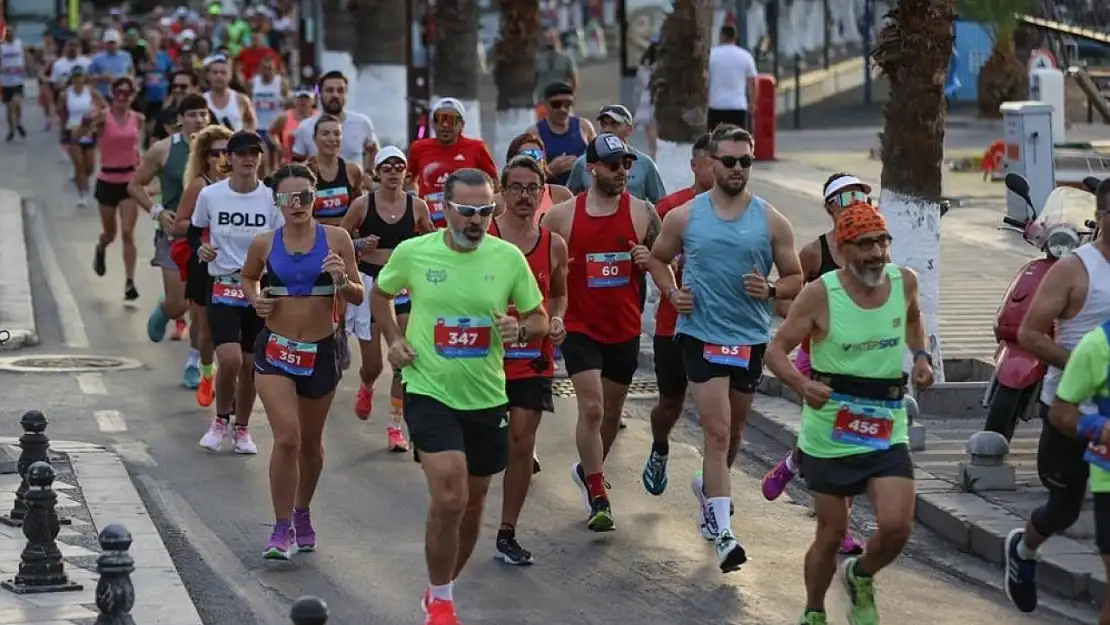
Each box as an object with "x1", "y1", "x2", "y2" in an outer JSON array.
[{"x1": 981, "y1": 173, "x2": 1096, "y2": 440}]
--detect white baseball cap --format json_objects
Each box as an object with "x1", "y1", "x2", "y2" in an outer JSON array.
[
  {"x1": 103, "y1": 29, "x2": 122, "y2": 44},
  {"x1": 374, "y1": 145, "x2": 407, "y2": 168},
  {"x1": 431, "y1": 97, "x2": 467, "y2": 122}
]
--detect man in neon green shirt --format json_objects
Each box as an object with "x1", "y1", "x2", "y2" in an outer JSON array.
[{"x1": 370, "y1": 168, "x2": 547, "y2": 624}]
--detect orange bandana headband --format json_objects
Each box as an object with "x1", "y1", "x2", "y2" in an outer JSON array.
[{"x1": 835, "y1": 201, "x2": 888, "y2": 245}]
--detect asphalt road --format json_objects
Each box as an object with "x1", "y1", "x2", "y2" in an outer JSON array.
[{"x1": 0, "y1": 115, "x2": 1089, "y2": 624}]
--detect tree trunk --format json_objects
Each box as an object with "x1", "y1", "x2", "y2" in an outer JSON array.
[
  {"x1": 321, "y1": 0, "x2": 357, "y2": 78},
  {"x1": 351, "y1": 0, "x2": 409, "y2": 146},
  {"x1": 433, "y1": 0, "x2": 484, "y2": 138},
  {"x1": 493, "y1": 0, "x2": 542, "y2": 165},
  {"x1": 874, "y1": 0, "x2": 955, "y2": 383},
  {"x1": 976, "y1": 39, "x2": 1028, "y2": 119},
  {"x1": 652, "y1": 0, "x2": 711, "y2": 192}
]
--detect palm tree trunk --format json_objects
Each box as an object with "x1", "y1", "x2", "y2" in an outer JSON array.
[
  {"x1": 874, "y1": 0, "x2": 955, "y2": 383},
  {"x1": 433, "y1": 0, "x2": 483, "y2": 138},
  {"x1": 320, "y1": 0, "x2": 357, "y2": 79},
  {"x1": 652, "y1": 0, "x2": 711, "y2": 192},
  {"x1": 351, "y1": 0, "x2": 409, "y2": 146},
  {"x1": 493, "y1": 0, "x2": 542, "y2": 165}
]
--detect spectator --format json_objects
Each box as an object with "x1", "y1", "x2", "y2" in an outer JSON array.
[
  {"x1": 534, "y1": 26, "x2": 579, "y2": 120},
  {"x1": 634, "y1": 40, "x2": 658, "y2": 158},
  {"x1": 707, "y1": 24, "x2": 757, "y2": 130}
]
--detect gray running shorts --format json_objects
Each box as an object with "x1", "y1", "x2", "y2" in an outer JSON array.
[{"x1": 150, "y1": 230, "x2": 177, "y2": 271}]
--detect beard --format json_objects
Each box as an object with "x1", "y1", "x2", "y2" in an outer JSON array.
[
  {"x1": 595, "y1": 176, "x2": 626, "y2": 197},
  {"x1": 715, "y1": 174, "x2": 748, "y2": 197},
  {"x1": 449, "y1": 225, "x2": 485, "y2": 249},
  {"x1": 322, "y1": 98, "x2": 343, "y2": 115},
  {"x1": 848, "y1": 260, "x2": 887, "y2": 287}
]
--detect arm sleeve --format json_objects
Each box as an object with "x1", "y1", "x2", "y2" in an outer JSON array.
[
  {"x1": 1057, "y1": 329, "x2": 1110, "y2": 405},
  {"x1": 375, "y1": 240, "x2": 412, "y2": 297}
]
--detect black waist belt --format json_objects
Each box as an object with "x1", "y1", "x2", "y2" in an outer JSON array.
[
  {"x1": 101, "y1": 165, "x2": 136, "y2": 174},
  {"x1": 810, "y1": 369, "x2": 907, "y2": 401}
]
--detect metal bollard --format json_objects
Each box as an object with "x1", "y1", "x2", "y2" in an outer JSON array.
[
  {"x1": 958, "y1": 431, "x2": 1016, "y2": 492},
  {"x1": 1, "y1": 461, "x2": 82, "y2": 593},
  {"x1": 95, "y1": 524, "x2": 136, "y2": 625},
  {"x1": 291, "y1": 595, "x2": 329, "y2": 625},
  {"x1": 905, "y1": 395, "x2": 926, "y2": 451},
  {"x1": 1, "y1": 411, "x2": 50, "y2": 527}
]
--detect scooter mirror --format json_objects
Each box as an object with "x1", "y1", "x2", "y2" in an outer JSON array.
[
  {"x1": 1004, "y1": 173, "x2": 1032, "y2": 204},
  {"x1": 1083, "y1": 176, "x2": 1102, "y2": 194}
]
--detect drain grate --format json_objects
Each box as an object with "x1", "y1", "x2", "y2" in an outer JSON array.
[
  {"x1": 0, "y1": 355, "x2": 143, "y2": 374},
  {"x1": 552, "y1": 375, "x2": 658, "y2": 398}
]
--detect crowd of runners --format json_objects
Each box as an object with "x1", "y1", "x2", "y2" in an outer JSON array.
[{"x1": 6, "y1": 11, "x2": 1110, "y2": 625}]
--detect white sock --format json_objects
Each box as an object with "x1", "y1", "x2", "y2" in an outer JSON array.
[
  {"x1": 708, "y1": 497, "x2": 732, "y2": 536},
  {"x1": 429, "y1": 582, "x2": 453, "y2": 601},
  {"x1": 186, "y1": 349, "x2": 200, "y2": 366},
  {"x1": 784, "y1": 451, "x2": 799, "y2": 473},
  {"x1": 1016, "y1": 538, "x2": 1037, "y2": 560}
]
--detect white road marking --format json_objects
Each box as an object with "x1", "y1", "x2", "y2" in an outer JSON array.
[
  {"x1": 27, "y1": 208, "x2": 89, "y2": 348},
  {"x1": 94, "y1": 410, "x2": 127, "y2": 433},
  {"x1": 76, "y1": 372, "x2": 106, "y2": 395}
]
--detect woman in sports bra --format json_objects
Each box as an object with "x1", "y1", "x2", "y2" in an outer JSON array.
[
  {"x1": 340, "y1": 145, "x2": 434, "y2": 451},
  {"x1": 495, "y1": 131, "x2": 573, "y2": 222},
  {"x1": 306, "y1": 114, "x2": 363, "y2": 227},
  {"x1": 172, "y1": 125, "x2": 234, "y2": 407},
  {"x1": 242, "y1": 163, "x2": 363, "y2": 561}
]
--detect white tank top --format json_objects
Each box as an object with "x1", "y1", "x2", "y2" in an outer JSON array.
[
  {"x1": 0, "y1": 41, "x2": 26, "y2": 88},
  {"x1": 205, "y1": 89, "x2": 244, "y2": 131},
  {"x1": 251, "y1": 75, "x2": 282, "y2": 130},
  {"x1": 1041, "y1": 243, "x2": 1110, "y2": 409},
  {"x1": 65, "y1": 86, "x2": 93, "y2": 129}
]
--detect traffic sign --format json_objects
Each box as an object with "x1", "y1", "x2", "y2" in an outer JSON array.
[{"x1": 1029, "y1": 48, "x2": 1058, "y2": 72}]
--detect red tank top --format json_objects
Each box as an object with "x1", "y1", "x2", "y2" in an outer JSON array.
[
  {"x1": 490, "y1": 220, "x2": 555, "y2": 380},
  {"x1": 564, "y1": 192, "x2": 642, "y2": 343}
]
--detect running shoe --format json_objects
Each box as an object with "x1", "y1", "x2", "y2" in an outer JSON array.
[
  {"x1": 124, "y1": 279, "x2": 139, "y2": 301},
  {"x1": 93, "y1": 243, "x2": 107, "y2": 276},
  {"x1": 262, "y1": 523, "x2": 295, "y2": 560},
  {"x1": 587, "y1": 497, "x2": 615, "y2": 532},
  {"x1": 182, "y1": 361, "x2": 201, "y2": 389},
  {"x1": 386, "y1": 425, "x2": 408, "y2": 452},
  {"x1": 761, "y1": 455, "x2": 797, "y2": 501},
  {"x1": 1003, "y1": 528, "x2": 1038, "y2": 612},
  {"x1": 495, "y1": 531, "x2": 534, "y2": 565},
  {"x1": 15, "y1": 125, "x2": 25, "y2": 138},
  {"x1": 196, "y1": 375, "x2": 215, "y2": 407},
  {"x1": 199, "y1": 417, "x2": 229, "y2": 451},
  {"x1": 840, "y1": 533, "x2": 864, "y2": 555},
  {"x1": 532, "y1": 449, "x2": 541, "y2": 474},
  {"x1": 424, "y1": 598, "x2": 461, "y2": 625},
  {"x1": 798, "y1": 610, "x2": 828, "y2": 625},
  {"x1": 691, "y1": 472, "x2": 718, "y2": 541},
  {"x1": 570, "y1": 463, "x2": 591, "y2": 513},
  {"x1": 841, "y1": 557, "x2": 879, "y2": 625},
  {"x1": 619, "y1": 416, "x2": 628, "y2": 429},
  {"x1": 293, "y1": 508, "x2": 316, "y2": 552},
  {"x1": 715, "y1": 529, "x2": 747, "y2": 573},
  {"x1": 232, "y1": 425, "x2": 258, "y2": 454},
  {"x1": 641, "y1": 449, "x2": 668, "y2": 495},
  {"x1": 170, "y1": 318, "x2": 187, "y2": 341},
  {"x1": 146, "y1": 301, "x2": 168, "y2": 342},
  {"x1": 354, "y1": 384, "x2": 373, "y2": 420}
]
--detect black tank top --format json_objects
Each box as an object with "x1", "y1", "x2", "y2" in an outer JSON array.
[
  {"x1": 312, "y1": 158, "x2": 353, "y2": 220},
  {"x1": 813, "y1": 233, "x2": 840, "y2": 280},
  {"x1": 358, "y1": 192, "x2": 417, "y2": 277}
]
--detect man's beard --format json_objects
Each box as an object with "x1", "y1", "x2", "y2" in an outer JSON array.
[
  {"x1": 450, "y1": 225, "x2": 485, "y2": 249},
  {"x1": 849, "y1": 261, "x2": 886, "y2": 287},
  {"x1": 595, "y1": 176, "x2": 625, "y2": 197},
  {"x1": 322, "y1": 99, "x2": 343, "y2": 115},
  {"x1": 715, "y1": 175, "x2": 748, "y2": 197}
]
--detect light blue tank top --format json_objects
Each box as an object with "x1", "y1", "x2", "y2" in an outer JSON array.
[{"x1": 675, "y1": 192, "x2": 773, "y2": 346}]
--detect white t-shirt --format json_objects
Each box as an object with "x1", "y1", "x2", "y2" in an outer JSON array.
[
  {"x1": 251, "y1": 74, "x2": 283, "y2": 129},
  {"x1": 291, "y1": 110, "x2": 378, "y2": 163},
  {"x1": 0, "y1": 40, "x2": 26, "y2": 88},
  {"x1": 708, "y1": 44, "x2": 758, "y2": 111},
  {"x1": 191, "y1": 179, "x2": 283, "y2": 276},
  {"x1": 50, "y1": 56, "x2": 93, "y2": 84}
]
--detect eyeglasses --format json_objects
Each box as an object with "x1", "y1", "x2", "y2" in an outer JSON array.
[
  {"x1": 114, "y1": 90, "x2": 134, "y2": 98},
  {"x1": 547, "y1": 99, "x2": 573, "y2": 110},
  {"x1": 276, "y1": 190, "x2": 315, "y2": 207},
  {"x1": 377, "y1": 163, "x2": 405, "y2": 173},
  {"x1": 208, "y1": 148, "x2": 228, "y2": 157},
  {"x1": 828, "y1": 190, "x2": 869, "y2": 207},
  {"x1": 848, "y1": 234, "x2": 893, "y2": 252},
  {"x1": 506, "y1": 182, "x2": 542, "y2": 196},
  {"x1": 172, "y1": 83, "x2": 191, "y2": 90},
  {"x1": 712, "y1": 154, "x2": 754, "y2": 169},
  {"x1": 600, "y1": 158, "x2": 635, "y2": 172},
  {"x1": 518, "y1": 147, "x2": 544, "y2": 161},
  {"x1": 449, "y1": 202, "x2": 496, "y2": 217}
]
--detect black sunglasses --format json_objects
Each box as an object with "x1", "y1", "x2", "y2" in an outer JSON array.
[
  {"x1": 208, "y1": 148, "x2": 227, "y2": 157},
  {"x1": 601, "y1": 158, "x2": 635, "y2": 172},
  {"x1": 712, "y1": 154, "x2": 754, "y2": 169},
  {"x1": 546, "y1": 99, "x2": 573, "y2": 110},
  {"x1": 449, "y1": 202, "x2": 496, "y2": 218}
]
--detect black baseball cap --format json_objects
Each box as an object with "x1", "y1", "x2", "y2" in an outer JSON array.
[
  {"x1": 586, "y1": 133, "x2": 638, "y2": 164},
  {"x1": 228, "y1": 131, "x2": 264, "y2": 154},
  {"x1": 597, "y1": 104, "x2": 633, "y2": 126},
  {"x1": 543, "y1": 81, "x2": 574, "y2": 100}
]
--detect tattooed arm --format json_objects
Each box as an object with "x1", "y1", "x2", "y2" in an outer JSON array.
[{"x1": 638, "y1": 198, "x2": 663, "y2": 249}]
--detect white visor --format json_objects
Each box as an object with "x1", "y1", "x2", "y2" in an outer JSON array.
[{"x1": 823, "y1": 175, "x2": 872, "y2": 201}]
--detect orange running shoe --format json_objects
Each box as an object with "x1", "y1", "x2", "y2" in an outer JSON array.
[
  {"x1": 196, "y1": 375, "x2": 215, "y2": 407},
  {"x1": 424, "y1": 598, "x2": 461, "y2": 625},
  {"x1": 170, "y1": 318, "x2": 187, "y2": 341}
]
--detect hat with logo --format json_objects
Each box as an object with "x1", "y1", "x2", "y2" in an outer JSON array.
[
  {"x1": 431, "y1": 97, "x2": 467, "y2": 122},
  {"x1": 586, "y1": 133, "x2": 638, "y2": 164},
  {"x1": 228, "y1": 131, "x2": 264, "y2": 153},
  {"x1": 597, "y1": 104, "x2": 633, "y2": 126},
  {"x1": 374, "y1": 145, "x2": 407, "y2": 168}
]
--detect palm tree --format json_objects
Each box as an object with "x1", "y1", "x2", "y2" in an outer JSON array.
[
  {"x1": 651, "y1": 0, "x2": 711, "y2": 192},
  {"x1": 492, "y1": 0, "x2": 542, "y2": 163},
  {"x1": 433, "y1": 0, "x2": 484, "y2": 138},
  {"x1": 874, "y1": 0, "x2": 957, "y2": 382},
  {"x1": 958, "y1": 0, "x2": 1036, "y2": 118},
  {"x1": 350, "y1": 0, "x2": 409, "y2": 146},
  {"x1": 322, "y1": 0, "x2": 356, "y2": 59}
]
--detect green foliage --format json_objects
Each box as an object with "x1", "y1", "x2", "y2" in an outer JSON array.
[{"x1": 955, "y1": 0, "x2": 1036, "y2": 43}]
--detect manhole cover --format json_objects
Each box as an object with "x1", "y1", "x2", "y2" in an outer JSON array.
[
  {"x1": 0, "y1": 355, "x2": 143, "y2": 373},
  {"x1": 552, "y1": 375, "x2": 658, "y2": 398}
]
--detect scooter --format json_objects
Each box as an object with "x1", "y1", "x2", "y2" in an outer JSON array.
[{"x1": 981, "y1": 173, "x2": 1094, "y2": 440}]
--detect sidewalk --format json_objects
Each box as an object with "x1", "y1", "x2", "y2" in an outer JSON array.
[
  {"x1": 0, "y1": 438, "x2": 202, "y2": 625},
  {"x1": 0, "y1": 189, "x2": 35, "y2": 351}
]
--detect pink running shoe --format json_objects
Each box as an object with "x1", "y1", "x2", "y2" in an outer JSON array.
[
  {"x1": 354, "y1": 384, "x2": 373, "y2": 420},
  {"x1": 386, "y1": 425, "x2": 408, "y2": 452},
  {"x1": 761, "y1": 457, "x2": 797, "y2": 501},
  {"x1": 840, "y1": 533, "x2": 864, "y2": 555}
]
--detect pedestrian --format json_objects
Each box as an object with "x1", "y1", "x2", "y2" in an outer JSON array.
[
  {"x1": 243, "y1": 163, "x2": 363, "y2": 560},
  {"x1": 634, "y1": 40, "x2": 658, "y2": 158},
  {"x1": 87, "y1": 29, "x2": 134, "y2": 98},
  {"x1": 707, "y1": 24, "x2": 757, "y2": 130},
  {"x1": 533, "y1": 27, "x2": 579, "y2": 121}
]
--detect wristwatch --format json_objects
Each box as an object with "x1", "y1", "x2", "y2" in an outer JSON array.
[
  {"x1": 151, "y1": 203, "x2": 165, "y2": 221},
  {"x1": 516, "y1": 326, "x2": 529, "y2": 343},
  {"x1": 913, "y1": 350, "x2": 933, "y2": 366},
  {"x1": 334, "y1": 274, "x2": 351, "y2": 290},
  {"x1": 767, "y1": 282, "x2": 777, "y2": 300}
]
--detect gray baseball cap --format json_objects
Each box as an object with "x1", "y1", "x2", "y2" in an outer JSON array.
[
  {"x1": 586, "y1": 133, "x2": 638, "y2": 164},
  {"x1": 597, "y1": 104, "x2": 634, "y2": 126}
]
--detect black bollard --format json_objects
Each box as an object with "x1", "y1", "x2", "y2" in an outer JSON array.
[
  {"x1": 1, "y1": 461, "x2": 82, "y2": 593},
  {"x1": 95, "y1": 524, "x2": 136, "y2": 625},
  {"x1": 290, "y1": 596, "x2": 329, "y2": 625},
  {"x1": 1, "y1": 410, "x2": 50, "y2": 527}
]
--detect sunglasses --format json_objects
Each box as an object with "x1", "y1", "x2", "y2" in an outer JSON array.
[
  {"x1": 449, "y1": 201, "x2": 496, "y2": 218},
  {"x1": 208, "y1": 148, "x2": 227, "y2": 157},
  {"x1": 518, "y1": 147, "x2": 544, "y2": 161},
  {"x1": 172, "y1": 83, "x2": 191, "y2": 90},
  {"x1": 547, "y1": 99, "x2": 573, "y2": 110},
  {"x1": 849, "y1": 234, "x2": 893, "y2": 252},
  {"x1": 433, "y1": 112, "x2": 460, "y2": 125},
  {"x1": 378, "y1": 162, "x2": 406, "y2": 173},
  {"x1": 828, "y1": 190, "x2": 870, "y2": 207},
  {"x1": 599, "y1": 158, "x2": 635, "y2": 172},
  {"x1": 114, "y1": 90, "x2": 134, "y2": 98},
  {"x1": 712, "y1": 154, "x2": 754, "y2": 169},
  {"x1": 276, "y1": 190, "x2": 315, "y2": 207}
]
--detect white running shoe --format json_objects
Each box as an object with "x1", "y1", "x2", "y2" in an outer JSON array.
[
  {"x1": 199, "y1": 417, "x2": 229, "y2": 451},
  {"x1": 715, "y1": 529, "x2": 748, "y2": 573},
  {"x1": 232, "y1": 425, "x2": 258, "y2": 454},
  {"x1": 691, "y1": 472, "x2": 718, "y2": 541}
]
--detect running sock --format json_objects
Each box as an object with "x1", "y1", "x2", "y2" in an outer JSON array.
[
  {"x1": 186, "y1": 349, "x2": 200, "y2": 367},
  {"x1": 497, "y1": 524, "x2": 514, "y2": 538},
  {"x1": 1016, "y1": 538, "x2": 1038, "y2": 560},
  {"x1": 651, "y1": 440, "x2": 669, "y2": 457},
  {"x1": 216, "y1": 413, "x2": 230, "y2": 423},
  {"x1": 708, "y1": 497, "x2": 732, "y2": 535},
  {"x1": 784, "y1": 451, "x2": 799, "y2": 472},
  {"x1": 200, "y1": 362, "x2": 215, "y2": 377},
  {"x1": 389, "y1": 396, "x2": 403, "y2": 425},
  {"x1": 429, "y1": 582, "x2": 453, "y2": 601},
  {"x1": 585, "y1": 472, "x2": 607, "y2": 501}
]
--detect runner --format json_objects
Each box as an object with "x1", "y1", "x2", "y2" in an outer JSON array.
[
  {"x1": 369, "y1": 168, "x2": 547, "y2": 625},
  {"x1": 565, "y1": 104, "x2": 666, "y2": 205},
  {"x1": 1038, "y1": 322, "x2": 1110, "y2": 625},
  {"x1": 764, "y1": 201, "x2": 933, "y2": 625},
  {"x1": 407, "y1": 97, "x2": 499, "y2": 229},
  {"x1": 640, "y1": 132, "x2": 712, "y2": 495},
  {"x1": 87, "y1": 30, "x2": 134, "y2": 98},
  {"x1": 242, "y1": 162, "x2": 363, "y2": 560},
  {"x1": 539, "y1": 133, "x2": 659, "y2": 531},
  {"x1": 190, "y1": 131, "x2": 278, "y2": 455},
  {"x1": 340, "y1": 146, "x2": 434, "y2": 449},
  {"x1": 57, "y1": 66, "x2": 102, "y2": 206},
  {"x1": 151, "y1": 70, "x2": 202, "y2": 142},
  {"x1": 1003, "y1": 181, "x2": 1110, "y2": 613},
  {"x1": 291, "y1": 71, "x2": 378, "y2": 169},
  {"x1": 0, "y1": 26, "x2": 27, "y2": 142},
  {"x1": 529, "y1": 81, "x2": 594, "y2": 187},
  {"x1": 89, "y1": 77, "x2": 143, "y2": 301},
  {"x1": 37, "y1": 35, "x2": 58, "y2": 130},
  {"x1": 249, "y1": 54, "x2": 288, "y2": 170},
  {"x1": 762, "y1": 172, "x2": 874, "y2": 556},
  {"x1": 490, "y1": 155, "x2": 569, "y2": 566},
  {"x1": 174, "y1": 121, "x2": 233, "y2": 408},
  {"x1": 305, "y1": 114, "x2": 363, "y2": 226},
  {"x1": 497, "y1": 131, "x2": 574, "y2": 221},
  {"x1": 49, "y1": 38, "x2": 91, "y2": 89},
  {"x1": 203, "y1": 54, "x2": 256, "y2": 131},
  {"x1": 269, "y1": 85, "x2": 313, "y2": 164},
  {"x1": 646, "y1": 124, "x2": 804, "y2": 569},
  {"x1": 129, "y1": 92, "x2": 213, "y2": 388}
]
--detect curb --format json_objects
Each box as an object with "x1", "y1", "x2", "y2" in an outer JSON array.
[{"x1": 0, "y1": 190, "x2": 37, "y2": 351}]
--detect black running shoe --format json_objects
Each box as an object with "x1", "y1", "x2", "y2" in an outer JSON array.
[
  {"x1": 495, "y1": 532, "x2": 534, "y2": 566},
  {"x1": 1004, "y1": 528, "x2": 1038, "y2": 612},
  {"x1": 16, "y1": 125, "x2": 25, "y2": 138},
  {"x1": 93, "y1": 244, "x2": 106, "y2": 276},
  {"x1": 124, "y1": 279, "x2": 139, "y2": 301}
]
